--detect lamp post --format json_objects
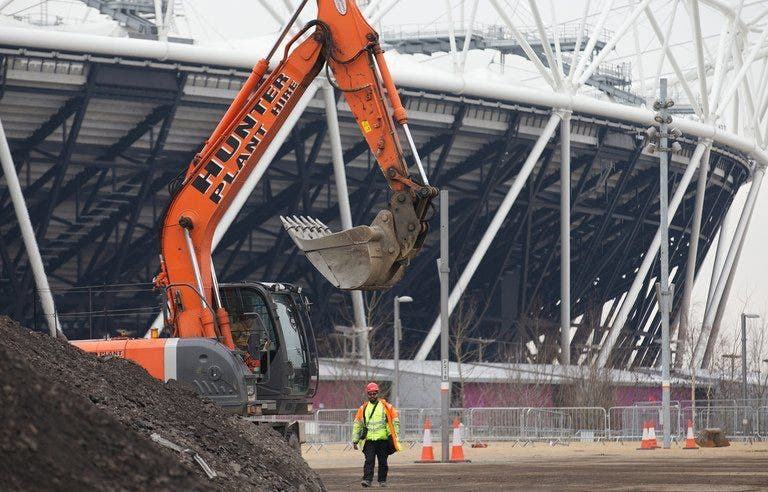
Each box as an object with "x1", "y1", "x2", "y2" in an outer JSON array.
[
  {"x1": 646, "y1": 78, "x2": 682, "y2": 449},
  {"x1": 741, "y1": 313, "x2": 759, "y2": 434},
  {"x1": 741, "y1": 314, "x2": 759, "y2": 405},
  {"x1": 393, "y1": 295, "x2": 412, "y2": 409}
]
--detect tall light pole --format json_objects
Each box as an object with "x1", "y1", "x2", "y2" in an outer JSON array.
[
  {"x1": 741, "y1": 313, "x2": 759, "y2": 434},
  {"x1": 393, "y1": 295, "x2": 412, "y2": 409},
  {"x1": 439, "y1": 189, "x2": 450, "y2": 462},
  {"x1": 646, "y1": 78, "x2": 681, "y2": 450}
]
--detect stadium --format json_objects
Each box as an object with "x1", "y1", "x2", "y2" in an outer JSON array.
[
  {"x1": 3, "y1": 0, "x2": 768, "y2": 489},
  {"x1": 1, "y1": 0, "x2": 761, "y2": 371}
]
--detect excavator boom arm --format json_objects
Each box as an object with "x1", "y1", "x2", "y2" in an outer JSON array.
[{"x1": 156, "y1": 0, "x2": 437, "y2": 345}]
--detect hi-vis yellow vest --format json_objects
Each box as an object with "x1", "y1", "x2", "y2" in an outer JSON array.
[{"x1": 352, "y1": 398, "x2": 402, "y2": 451}]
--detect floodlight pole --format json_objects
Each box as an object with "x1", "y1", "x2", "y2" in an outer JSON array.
[
  {"x1": 657, "y1": 78, "x2": 672, "y2": 450},
  {"x1": 560, "y1": 112, "x2": 571, "y2": 366},
  {"x1": 439, "y1": 190, "x2": 450, "y2": 462},
  {"x1": 393, "y1": 295, "x2": 412, "y2": 409},
  {"x1": 741, "y1": 312, "x2": 759, "y2": 433}
]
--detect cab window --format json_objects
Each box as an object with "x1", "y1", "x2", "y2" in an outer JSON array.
[
  {"x1": 221, "y1": 287, "x2": 278, "y2": 355},
  {"x1": 273, "y1": 293, "x2": 310, "y2": 393}
]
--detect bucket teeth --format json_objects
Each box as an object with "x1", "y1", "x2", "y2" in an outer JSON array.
[
  {"x1": 280, "y1": 210, "x2": 404, "y2": 290},
  {"x1": 280, "y1": 215, "x2": 332, "y2": 240}
]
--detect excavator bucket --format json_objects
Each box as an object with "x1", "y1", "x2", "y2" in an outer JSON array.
[{"x1": 280, "y1": 211, "x2": 406, "y2": 290}]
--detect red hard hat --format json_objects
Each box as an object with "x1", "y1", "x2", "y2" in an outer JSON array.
[{"x1": 366, "y1": 382, "x2": 379, "y2": 393}]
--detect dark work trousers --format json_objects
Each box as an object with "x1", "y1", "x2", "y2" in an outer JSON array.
[{"x1": 362, "y1": 439, "x2": 390, "y2": 483}]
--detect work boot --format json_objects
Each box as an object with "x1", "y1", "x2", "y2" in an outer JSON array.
[
  {"x1": 379, "y1": 482, "x2": 388, "y2": 487},
  {"x1": 361, "y1": 480, "x2": 371, "y2": 487}
]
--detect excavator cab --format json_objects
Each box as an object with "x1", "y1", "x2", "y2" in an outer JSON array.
[{"x1": 220, "y1": 282, "x2": 318, "y2": 415}]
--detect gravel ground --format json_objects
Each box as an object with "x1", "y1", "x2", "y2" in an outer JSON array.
[
  {"x1": 0, "y1": 316, "x2": 325, "y2": 491},
  {"x1": 314, "y1": 446, "x2": 768, "y2": 491}
]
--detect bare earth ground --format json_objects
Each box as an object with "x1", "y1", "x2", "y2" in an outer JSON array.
[{"x1": 306, "y1": 441, "x2": 768, "y2": 491}]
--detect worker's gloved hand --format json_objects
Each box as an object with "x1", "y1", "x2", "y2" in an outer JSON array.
[{"x1": 353, "y1": 442, "x2": 358, "y2": 450}]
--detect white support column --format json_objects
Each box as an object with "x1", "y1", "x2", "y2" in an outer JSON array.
[
  {"x1": 705, "y1": 206, "x2": 755, "y2": 367},
  {"x1": 709, "y1": 20, "x2": 732, "y2": 108},
  {"x1": 363, "y1": 0, "x2": 381, "y2": 18},
  {"x1": 490, "y1": 0, "x2": 556, "y2": 89},
  {"x1": 644, "y1": 6, "x2": 703, "y2": 118},
  {"x1": 0, "y1": 116, "x2": 62, "y2": 337},
  {"x1": 689, "y1": 0, "x2": 711, "y2": 117},
  {"x1": 322, "y1": 82, "x2": 370, "y2": 360},
  {"x1": 718, "y1": 24, "x2": 768, "y2": 116},
  {"x1": 528, "y1": 0, "x2": 564, "y2": 87},
  {"x1": 444, "y1": 0, "x2": 460, "y2": 71},
  {"x1": 729, "y1": 41, "x2": 762, "y2": 147},
  {"x1": 572, "y1": 0, "x2": 614, "y2": 81},
  {"x1": 632, "y1": 20, "x2": 646, "y2": 100},
  {"x1": 567, "y1": 0, "x2": 591, "y2": 82},
  {"x1": 549, "y1": 0, "x2": 564, "y2": 78},
  {"x1": 281, "y1": 0, "x2": 308, "y2": 29},
  {"x1": 578, "y1": 0, "x2": 654, "y2": 86},
  {"x1": 706, "y1": 210, "x2": 730, "y2": 312},
  {"x1": 560, "y1": 113, "x2": 572, "y2": 365},
  {"x1": 258, "y1": 0, "x2": 300, "y2": 36},
  {"x1": 370, "y1": 0, "x2": 401, "y2": 25},
  {"x1": 676, "y1": 146, "x2": 710, "y2": 368},
  {"x1": 711, "y1": 0, "x2": 746, "y2": 113},
  {"x1": 459, "y1": 0, "x2": 480, "y2": 71},
  {"x1": 153, "y1": 0, "x2": 166, "y2": 42},
  {"x1": 164, "y1": 0, "x2": 176, "y2": 36},
  {"x1": 756, "y1": 59, "x2": 768, "y2": 126},
  {"x1": 709, "y1": 23, "x2": 732, "y2": 113},
  {"x1": 651, "y1": 0, "x2": 680, "y2": 98},
  {"x1": 414, "y1": 112, "x2": 563, "y2": 361},
  {"x1": 694, "y1": 164, "x2": 765, "y2": 368},
  {"x1": 596, "y1": 140, "x2": 710, "y2": 368},
  {"x1": 258, "y1": 0, "x2": 287, "y2": 27}
]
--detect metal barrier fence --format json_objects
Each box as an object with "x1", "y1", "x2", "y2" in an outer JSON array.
[
  {"x1": 468, "y1": 407, "x2": 606, "y2": 442},
  {"x1": 302, "y1": 405, "x2": 767, "y2": 448},
  {"x1": 758, "y1": 407, "x2": 768, "y2": 437},
  {"x1": 687, "y1": 405, "x2": 754, "y2": 440},
  {"x1": 608, "y1": 405, "x2": 681, "y2": 440},
  {"x1": 397, "y1": 408, "x2": 468, "y2": 441}
]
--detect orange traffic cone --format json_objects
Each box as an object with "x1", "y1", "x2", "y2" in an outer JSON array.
[
  {"x1": 449, "y1": 418, "x2": 471, "y2": 463},
  {"x1": 415, "y1": 419, "x2": 438, "y2": 463},
  {"x1": 638, "y1": 421, "x2": 653, "y2": 450},
  {"x1": 648, "y1": 420, "x2": 658, "y2": 449},
  {"x1": 683, "y1": 420, "x2": 698, "y2": 450}
]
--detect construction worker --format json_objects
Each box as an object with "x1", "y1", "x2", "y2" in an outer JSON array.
[{"x1": 352, "y1": 382, "x2": 401, "y2": 487}]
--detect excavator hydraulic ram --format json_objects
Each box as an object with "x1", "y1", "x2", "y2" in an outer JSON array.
[{"x1": 277, "y1": 0, "x2": 437, "y2": 291}]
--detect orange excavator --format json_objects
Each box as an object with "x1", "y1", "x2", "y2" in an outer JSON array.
[{"x1": 73, "y1": 0, "x2": 437, "y2": 427}]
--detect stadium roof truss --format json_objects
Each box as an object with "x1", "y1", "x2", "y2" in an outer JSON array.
[{"x1": 0, "y1": 0, "x2": 766, "y2": 371}]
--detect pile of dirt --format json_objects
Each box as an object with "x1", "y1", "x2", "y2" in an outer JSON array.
[{"x1": 0, "y1": 316, "x2": 324, "y2": 491}]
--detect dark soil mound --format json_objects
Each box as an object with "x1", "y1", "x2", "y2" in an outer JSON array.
[{"x1": 0, "y1": 316, "x2": 324, "y2": 491}]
